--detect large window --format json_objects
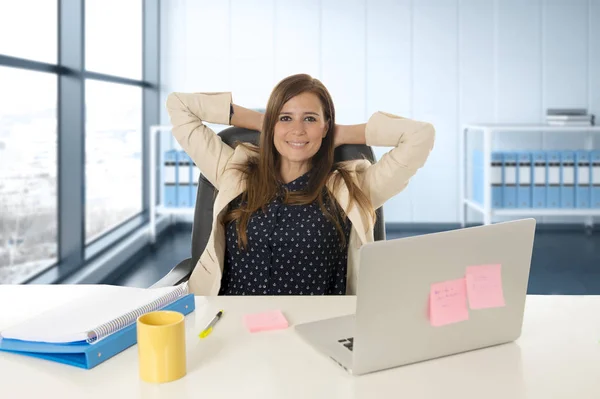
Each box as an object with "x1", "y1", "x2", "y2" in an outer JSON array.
[
  {"x1": 0, "y1": 1, "x2": 159, "y2": 284},
  {"x1": 85, "y1": 81, "x2": 143, "y2": 242},
  {"x1": 0, "y1": 67, "x2": 58, "y2": 283},
  {"x1": 0, "y1": 0, "x2": 58, "y2": 64},
  {"x1": 85, "y1": 0, "x2": 142, "y2": 80}
]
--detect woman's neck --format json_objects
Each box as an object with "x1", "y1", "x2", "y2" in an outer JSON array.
[{"x1": 279, "y1": 162, "x2": 310, "y2": 184}]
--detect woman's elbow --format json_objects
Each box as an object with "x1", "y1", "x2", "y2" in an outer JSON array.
[
  {"x1": 424, "y1": 122, "x2": 435, "y2": 141},
  {"x1": 165, "y1": 92, "x2": 182, "y2": 113}
]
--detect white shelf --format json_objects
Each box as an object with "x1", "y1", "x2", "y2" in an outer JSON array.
[
  {"x1": 464, "y1": 199, "x2": 600, "y2": 217},
  {"x1": 149, "y1": 125, "x2": 202, "y2": 242},
  {"x1": 464, "y1": 200, "x2": 485, "y2": 214},
  {"x1": 493, "y1": 208, "x2": 600, "y2": 217},
  {"x1": 156, "y1": 206, "x2": 195, "y2": 216},
  {"x1": 464, "y1": 124, "x2": 600, "y2": 133},
  {"x1": 459, "y1": 123, "x2": 598, "y2": 227}
]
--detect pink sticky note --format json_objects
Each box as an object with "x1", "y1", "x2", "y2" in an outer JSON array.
[
  {"x1": 429, "y1": 278, "x2": 469, "y2": 327},
  {"x1": 465, "y1": 264, "x2": 506, "y2": 309},
  {"x1": 243, "y1": 310, "x2": 289, "y2": 333}
]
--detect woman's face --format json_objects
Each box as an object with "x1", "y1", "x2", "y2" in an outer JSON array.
[{"x1": 273, "y1": 91, "x2": 328, "y2": 172}]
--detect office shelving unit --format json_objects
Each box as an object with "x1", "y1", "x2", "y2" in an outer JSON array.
[
  {"x1": 148, "y1": 125, "x2": 187, "y2": 243},
  {"x1": 459, "y1": 124, "x2": 600, "y2": 231},
  {"x1": 148, "y1": 123, "x2": 228, "y2": 243}
]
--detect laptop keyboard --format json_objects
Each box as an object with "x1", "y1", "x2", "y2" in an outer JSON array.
[{"x1": 338, "y1": 337, "x2": 354, "y2": 351}]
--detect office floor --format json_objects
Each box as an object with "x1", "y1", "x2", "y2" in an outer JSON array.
[{"x1": 111, "y1": 225, "x2": 600, "y2": 295}]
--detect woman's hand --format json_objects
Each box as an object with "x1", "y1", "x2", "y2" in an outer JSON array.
[{"x1": 332, "y1": 123, "x2": 367, "y2": 148}]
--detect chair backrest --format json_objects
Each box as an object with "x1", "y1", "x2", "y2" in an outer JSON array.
[{"x1": 190, "y1": 127, "x2": 386, "y2": 268}]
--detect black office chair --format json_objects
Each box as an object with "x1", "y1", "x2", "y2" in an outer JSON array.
[{"x1": 152, "y1": 127, "x2": 385, "y2": 288}]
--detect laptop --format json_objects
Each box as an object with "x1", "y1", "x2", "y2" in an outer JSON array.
[{"x1": 295, "y1": 218, "x2": 536, "y2": 375}]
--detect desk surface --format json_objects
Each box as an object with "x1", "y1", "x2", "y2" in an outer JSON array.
[{"x1": 1, "y1": 285, "x2": 599, "y2": 399}]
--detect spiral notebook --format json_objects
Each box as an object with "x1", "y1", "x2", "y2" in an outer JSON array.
[{"x1": 0, "y1": 283, "x2": 196, "y2": 369}]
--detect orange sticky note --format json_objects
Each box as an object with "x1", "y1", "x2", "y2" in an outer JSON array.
[
  {"x1": 429, "y1": 278, "x2": 469, "y2": 327},
  {"x1": 243, "y1": 310, "x2": 289, "y2": 333},
  {"x1": 465, "y1": 264, "x2": 505, "y2": 309}
]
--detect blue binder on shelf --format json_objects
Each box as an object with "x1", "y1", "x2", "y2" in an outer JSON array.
[
  {"x1": 575, "y1": 150, "x2": 591, "y2": 208},
  {"x1": 503, "y1": 153, "x2": 517, "y2": 208},
  {"x1": 560, "y1": 151, "x2": 576, "y2": 208},
  {"x1": 491, "y1": 152, "x2": 504, "y2": 208},
  {"x1": 517, "y1": 152, "x2": 532, "y2": 208},
  {"x1": 592, "y1": 151, "x2": 600, "y2": 208},
  {"x1": 532, "y1": 151, "x2": 547, "y2": 208},
  {"x1": 0, "y1": 287, "x2": 195, "y2": 370},
  {"x1": 472, "y1": 150, "x2": 484, "y2": 205},
  {"x1": 471, "y1": 150, "x2": 503, "y2": 208},
  {"x1": 547, "y1": 151, "x2": 561, "y2": 208},
  {"x1": 164, "y1": 149, "x2": 179, "y2": 207},
  {"x1": 177, "y1": 151, "x2": 192, "y2": 208}
]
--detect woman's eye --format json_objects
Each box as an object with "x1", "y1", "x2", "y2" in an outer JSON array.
[
  {"x1": 279, "y1": 116, "x2": 291, "y2": 121},
  {"x1": 305, "y1": 116, "x2": 316, "y2": 122}
]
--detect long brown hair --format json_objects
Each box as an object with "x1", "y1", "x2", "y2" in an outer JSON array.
[{"x1": 223, "y1": 74, "x2": 375, "y2": 250}]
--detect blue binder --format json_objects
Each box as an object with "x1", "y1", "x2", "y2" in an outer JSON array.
[
  {"x1": 491, "y1": 152, "x2": 504, "y2": 208},
  {"x1": 472, "y1": 150, "x2": 484, "y2": 205},
  {"x1": 503, "y1": 153, "x2": 517, "y2": 208},
  {"x1": 0, "y1": 294, "x2": 195, "y2": 369},
  {"x1": 517, "y1": 152, "x2": 532, "y2": 208},
  {"x1": 531, "y1": 151, "x2": 547, "y2": 208},
  {"x1": 592, "y1": 151, "x2": 600, "y2": 208},
  {"x1": 177, "y1": 151, "x2": 192, "y2": 208},
  {"x1": 472, "y1": 150, "x2": 503, "y2": 208},
  {"x1": 547, "y1": 151, "x2": 561, "y2": 208},
  {"x1": 575, "y1": 150, "x2": 591, "y2": 208},
  {"x1": 164, "y1": 149, "x2": 178, "y2": 207},
  {"x1": 560, "y1": 151, "x2": 575, "y2": 208}
]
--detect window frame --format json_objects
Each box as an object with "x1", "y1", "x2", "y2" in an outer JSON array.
[{"x1": 0, "y1": 0, "x2": 160, "y2": 284}]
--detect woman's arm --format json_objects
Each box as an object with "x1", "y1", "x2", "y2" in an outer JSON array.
[
  {"x1": 357, "y1": 112, "x2": 435, "y2": 209},
  {"x1": 230, "y1": 104, "x2": 264, "y2": 131},
  {"x1": 166, "y1": 92, "x2": 234, "y2": 189},
  {"x1": 333, "y1": 124, "x2": 367, "y2": 147}
]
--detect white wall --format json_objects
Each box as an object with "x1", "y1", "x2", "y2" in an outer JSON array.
[{"x1": 160, "y1": 0, "x2": 600, "y2": 224}]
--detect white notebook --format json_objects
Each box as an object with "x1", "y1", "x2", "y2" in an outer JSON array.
[{"x1": 0, "y1": 283, "x2": 189, "y2": 344}]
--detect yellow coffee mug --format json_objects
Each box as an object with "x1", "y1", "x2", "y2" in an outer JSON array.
[{"x1": 137, "y1": 310, "x2": 187, "y2": 383}]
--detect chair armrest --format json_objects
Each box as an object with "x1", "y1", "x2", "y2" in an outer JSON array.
[{"x1": 151, "y1": 258, "x2": 194, "y2": 288}]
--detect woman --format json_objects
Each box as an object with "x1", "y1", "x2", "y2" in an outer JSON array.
[{"x1": 166, "y1": 73, "x2": 435, "y2": 296}]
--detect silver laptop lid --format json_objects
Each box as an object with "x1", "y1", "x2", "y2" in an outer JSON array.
[{"x1": 351, "y1": 219, "x2": 536, "y2": 375}]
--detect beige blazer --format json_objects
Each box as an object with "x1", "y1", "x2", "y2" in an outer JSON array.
[{"x1": 166, "y1": 92, "x2": 435, "y2": 295}]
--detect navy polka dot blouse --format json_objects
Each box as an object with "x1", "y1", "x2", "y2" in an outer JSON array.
[{"x1": 219, "y1": 171, "x2": 352, "y2": 296}]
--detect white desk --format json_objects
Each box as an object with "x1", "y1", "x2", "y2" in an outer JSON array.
[{"x1": 1, "y1": 285, "x2": 599, "y2": 399}]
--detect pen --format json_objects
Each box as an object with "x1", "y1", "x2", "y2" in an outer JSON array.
[{"x1": 199, "y1": 310, "x2": 223, "y2": 339}]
